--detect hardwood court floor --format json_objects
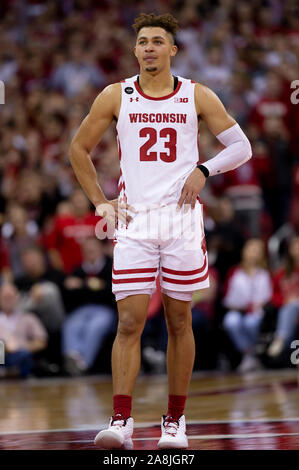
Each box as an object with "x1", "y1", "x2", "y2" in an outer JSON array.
[{"x1": 0, "y1": 369, "x2": 299, "y2": 450}]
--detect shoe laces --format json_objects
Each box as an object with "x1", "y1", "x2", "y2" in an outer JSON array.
[
  {"x1": 163, "y1": 415, "x2": 179, "y2": 435},
  {"x1": 111, "y1": 413, "x2": 127, "y2": 427}
]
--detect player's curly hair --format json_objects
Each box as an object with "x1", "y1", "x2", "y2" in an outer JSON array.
[{"x1": 132, "y1": 13, "x2": 179, "y2": 41}]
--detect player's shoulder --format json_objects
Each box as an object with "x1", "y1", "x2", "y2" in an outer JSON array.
[
  {"x1": 98, "y1": 75, "x2": 138, "y2": 98},
  {"x1": 177, "y1": 76, "x2": 203, "y2": 86},
  {"x1": 98, "y1": 82, "x2": 122, "y2": 99},
  {"x1": 178, "y1": 77, "x2": 212, "y2": 97},
  {"x1": 192, "y1": 81, "x2": 214, "y2": 97},
  {"x1": 119, "y1": 74, "x2": 138, "y2": 83},
  {"x1": 91, "y1": 82, "x2": 122, "y2": 113},
  {"x1": 191, "y1": 81, "x2": 221, "y2": 112}
]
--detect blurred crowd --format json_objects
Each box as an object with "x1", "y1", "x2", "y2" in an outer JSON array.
[{"x1": 0, "y1": 0, "x2": 299, "y2": 378}]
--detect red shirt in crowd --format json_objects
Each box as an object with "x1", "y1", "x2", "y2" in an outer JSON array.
[
  {"x1": 208, "y1": 158, "x2": 261, "y2": 198},
  {"x1": 271, "y1": 266, "x2": 299, "y2": 308},
  {"x1": 0, "y1": 239, "x2": 9, "y2": 271},
  {"x1": 42, "y1": 213, "x2": 101, "y2": 274},
  {"x1": 250, "y1": 95, "x2": 291, "y2": 134}
]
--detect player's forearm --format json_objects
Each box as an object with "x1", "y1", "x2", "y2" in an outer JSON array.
[
  {"x1": 69, "y1": 142, "x2": 107, "y2": 207},
  {"x1": 203, "y1": 123, "x2": 252, "y2": 177}
]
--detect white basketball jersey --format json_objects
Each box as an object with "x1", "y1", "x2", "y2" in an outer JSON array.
[{"x1": 116, "y1": 75, "x2": 199, "y2": 209}]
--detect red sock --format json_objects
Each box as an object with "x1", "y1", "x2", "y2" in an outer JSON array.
[
  {"x1": 113, "y1": 394, "x2": 132, "y2": 420},
  {"x1": 167, "y1": 395, "x2": 187, "y2": 420}
]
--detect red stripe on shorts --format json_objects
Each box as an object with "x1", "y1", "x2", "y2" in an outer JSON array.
[
  {"x1": 162, "y1": 271, "x2": 209, "y2": 284},
  {"x1": 113, "y1": 267, "x2": 157, "y2": 275},
  {"x1": 112, "y1": 277, "x2": 156, "y2": 284},
  {"x1": 162, "y1": 257, "x2": 207, "y2": 275}
]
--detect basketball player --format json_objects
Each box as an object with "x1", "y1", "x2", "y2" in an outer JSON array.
[{"x1": 69, "y1": 13, "x2": 252, "y2": 449}]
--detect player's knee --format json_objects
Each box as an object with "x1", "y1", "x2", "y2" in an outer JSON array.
[
  {"x1": 117, "y1": 311, "x2": 145, "y2": 338},
  {"x1": 166, "y1": 311, "x2": 191, "y2": 336}
]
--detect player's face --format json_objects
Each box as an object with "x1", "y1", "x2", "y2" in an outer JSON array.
[{"x1": 134, "y1": 27, "x2": 177, "y2": 73}]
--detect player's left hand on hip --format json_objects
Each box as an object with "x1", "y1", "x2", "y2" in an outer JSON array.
[{"x1": 177, "y1": 168, "x2": 206, "y2": 212}]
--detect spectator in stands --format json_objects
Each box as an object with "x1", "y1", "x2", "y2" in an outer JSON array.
[
  {"x1": 62, "y1": 237, "x2": 116, "y2": 376},
  {"x1": 198, "y1": 45, "x2": 231, "y2": 102},
  {"x1": 225, "y1": 72, "x2": 257, "y2": 127},
  {"x1": 14, "y1": 171, "x2": 46, "y2": 228},
  {"x1": 0, "y1": 222, "x2": 11, "y2": 282},
  {"x1": 214, "y1": 160, "x2": 264, "y2": 238},
  {"x1": 268, "y1": 236, "x2": 299, "y2": 358},
  {"x1": 250, "y1": 72, "x2": 291, "y2": 136},
  {"x1": 0, "y1": 283, "x2": 47, "y2": 378},
  {"x1": 50, "y1": 43, "x2": 105, "y2": 97},
  {"x1": 44, "y1": 189, "x2": 101, "y2": 274},
  {"x1": 222, "y1": 238, "x2": 273, "y2": 372},
  {"x1": 15, "y1": 246, "x2": 65, "y2": 369},
  {"x1": 206, "y1": 196, "x2": 245, "y2": 283},
  {"x1": 258, "y1": 116, "x2": 294, "y2": 230},
  {"x1": 191, "y1": 266, "x2": 219, "y2": 370},
  {"x1": 2, "y1": 204, "x2": 39, "y2": 279}
]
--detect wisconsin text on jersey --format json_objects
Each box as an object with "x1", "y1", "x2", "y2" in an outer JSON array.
[{"x1": 129, "y1": 113, "x2": 187, "y2": 123}]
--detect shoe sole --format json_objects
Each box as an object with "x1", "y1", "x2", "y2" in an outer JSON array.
[
  {"x1": 94, "y1": 430, "x2": 124, "y2": 449},
  {"x1": 157, "y1": 440, "x2": 188, "y2": 449}
]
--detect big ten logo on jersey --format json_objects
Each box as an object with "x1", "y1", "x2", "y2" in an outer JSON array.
[{"x1": 174, "y1": 97, "x2": 188, "y2": 103}]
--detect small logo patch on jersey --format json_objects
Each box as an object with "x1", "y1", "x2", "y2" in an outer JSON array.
[
  {"x1": 174, "y1": 97, "x2": 188, "y2": 103},
  {"x1": 125, "y1": 87, "x2": 134, "y2": 94},
  {"x1": 130, "y1": 97, "x2": 139, "y2": 102}
]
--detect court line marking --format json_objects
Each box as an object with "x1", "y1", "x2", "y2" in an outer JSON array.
[
  {"x1": 133, "y1": 432, "x2": 299, "y2": 441},
  {"x1": 188, "y1": 382, "x2": 299, "y2": 397},
  {"x1": 1, "y1": 418, "x2": 299, "y2": 436},
  {"x1": 12, "y1": 432, "x2": 299, "y2": 445},
  {"x1": 1, "y1": 368, "x2": 296, "y2": 388}
]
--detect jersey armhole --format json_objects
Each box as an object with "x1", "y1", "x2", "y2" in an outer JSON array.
[
  {"x1": 192, "y1": 81, "x2": 202, "y2": 121},
  {"x1": 114, "y1": 81, "x2": 124, "y2": 125}
]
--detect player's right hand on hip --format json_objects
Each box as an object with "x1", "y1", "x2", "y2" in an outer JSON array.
[{"x1": 96, "y1": 199, "x2": 136, "y2": 228}]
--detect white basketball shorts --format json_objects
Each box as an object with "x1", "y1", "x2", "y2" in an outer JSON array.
[{"x1": 112, "y1": 200, "x2": 209, "y2": 301}]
